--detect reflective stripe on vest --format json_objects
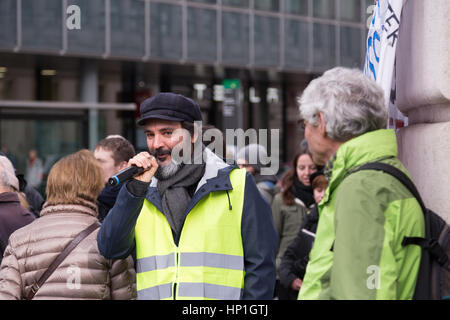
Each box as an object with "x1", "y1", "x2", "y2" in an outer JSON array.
[
  {"x1": 179, "y1": 252, "x2": 244, "y2": 270},
  {"x1": 136, "y1": 252, "x2": 243, "y2": 273},
  {"x1": 137, "y1": 283, "x2": 173, "y2": 300},
  {"x1": 178, "y1": 282, "x2": 243, "y2": 300},
  {"x1": 137, "y1": 282, "x2": 243, "y2": 300},
  {"x1": 135, "y1": 168, "x2": 247, "y2": 300},
  {"x1": 136, "y1": 253, "x2": 175, "y2": 273}
]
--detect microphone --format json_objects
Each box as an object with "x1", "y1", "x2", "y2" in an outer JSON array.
[{"x1": 108, "y1": 165, "x2": 149, "y2": 186}]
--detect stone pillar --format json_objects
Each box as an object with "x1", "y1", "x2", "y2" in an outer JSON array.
[{"x1": 396, "y1": 0, "x2": 450, "y2": 223}]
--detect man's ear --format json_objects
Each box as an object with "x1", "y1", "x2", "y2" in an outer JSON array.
[{"x1": 317, "y1": 112, "x2": 327, "y2": 137}]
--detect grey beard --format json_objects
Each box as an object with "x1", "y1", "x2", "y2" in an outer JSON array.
[{"x1": 154, "y1": 160, "x2": 183, "y2": 180}]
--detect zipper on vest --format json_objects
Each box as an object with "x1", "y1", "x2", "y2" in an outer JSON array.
[
  {"x1": 226, "y1": 190, "x2": 232, "y2": 210},
  {"x1": 174, "y1": 246, "x2": 180, "y2": 300}
]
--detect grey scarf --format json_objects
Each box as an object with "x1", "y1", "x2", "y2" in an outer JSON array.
[{"x1": 157, "y1": 161, "x2": 205, "y2": 236}]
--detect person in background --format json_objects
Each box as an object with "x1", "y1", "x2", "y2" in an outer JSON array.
[
  {"x1": 0, "y1": 149, "x2": 136, "y2": 300},
  {"x1": 0, "y1": 156, "x2": 35, "y2": 264},
  {"x1": 16, "y1": 173, "x2": 44, "y2": 218},
  {"x1": 298, "y1": 67, "x2": 424, "y2": 300},
  {"x1": 94, "y1": 135, "x2": 136, "y2": 222},
  {"x1": 278, "y1": 170, "x2": 327, "y2": 300},
  {"x1": 25, "y1": 149, "x2": 43, "y2": 190},
  {"x1": 0, "y1": 150, "x2": 43, "y2": 218},
  {"x1": 270, "y1": 147, "x2": 317, "y2": 298},
  {"x1": 236, "y1": 144, "x2": 279, "y2": 205}
]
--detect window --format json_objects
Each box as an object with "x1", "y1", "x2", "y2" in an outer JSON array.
[
  {"x1": 67, "y1": 0, "x2": 105, "y2": 54},
  {"x1": 150, "y1": 3, "x2": 182, "y2": 60},
  {"x1": 254, "y1": 15, "x2": 279, "y2": 66},
  {"x1": 313, "y1": 0, "x2": 335, "y2": 19},
  {"x1": 188, "y1": 0, "x2": 216, "y2": 4},
  {"x1": 222, "y1": 0, "x2": 249, "y2": 8},
  {"x1": 284, "y1": 19, "x2": 309, "y2": 69},
  {"x1": 222, "y1": 12, "x2": 250, "y2": 65},
  {"x1": 339, "y1": 0, "x2": 361, "y2": 22},
  {"x1": 284, "y1": 0, "x2": 308, "y2": 16},
  {"x1": 22, "y1": 0, "x2": 62, "y2": 51},
  {"x1": 0, "y1": 112, "x2": 85, "y2": 177},
  {"x1": 0, "y1": 0, "x2": 16, "y2": 49},
  {"x1": 313, "y1": 23, "x2": 336, "y2": 70},
  {"x1": 340, "y1": 26, "x2": 363, "y2": 68},
  {"x1": 254, "y1": 0, "x2": 279, "y2": 12},
  {"x1": 110, "y1": 0, "x2": 145, "y2": 57},
  {"x1": 187, "y1": 7, "x2": 217, "y2": 62}
]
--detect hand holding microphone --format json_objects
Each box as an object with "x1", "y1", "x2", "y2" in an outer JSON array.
[{"x1": 108, "y1": 152, "x2": 158, "y2": 186}]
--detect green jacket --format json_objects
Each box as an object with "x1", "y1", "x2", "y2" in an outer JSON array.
[
  {"x1": 271, "y1": 193, "x2": 307, "y2": 277},
  {"x1": 298, "y1": 129, "x2": 425, "y2": 300}
]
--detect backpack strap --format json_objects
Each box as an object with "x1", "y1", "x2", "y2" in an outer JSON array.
[
  {"x1": 352, "y1": 162, "x2": 427, "y2": 214},
  {"x1": 402, "y1": 237, "x2": 448, "y2": 266},
  {"x1": 25, "y1": 221, "x2": 101, "y2": 300},
  {"x1": 349, "y1": 162, "x2": 449, "y2": 265}
]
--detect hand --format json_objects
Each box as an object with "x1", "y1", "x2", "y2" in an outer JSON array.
[
  {"x1": 127, "y1": 152, "x2": 158, "y2": 183},
  {"x1": 290, "y1": 278, "x2": 303, "y2": 291}
]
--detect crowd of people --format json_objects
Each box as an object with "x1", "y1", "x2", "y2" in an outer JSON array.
[{"x1": 0, "y1": 67, "x2": 426, "y2": 300}]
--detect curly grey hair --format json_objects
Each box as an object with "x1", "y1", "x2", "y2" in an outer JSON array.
[{"x1": 298, "y1": 67, "x2": 387, "y2": 142}]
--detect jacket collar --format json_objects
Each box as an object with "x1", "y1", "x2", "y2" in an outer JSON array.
[
  {"x1": 40, "y1": 200, "x2": 99, "y2": 218},
  {"x1": 320, "y1": 129, "x2": 398, "y2": 206},
  {"x1": 0, "y1": 192, "x2": 20, "y2": 203}
]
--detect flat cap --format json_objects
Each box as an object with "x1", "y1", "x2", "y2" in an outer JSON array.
[{"x1": 137, "y1": 92, "x2": 202, "y2": 125}]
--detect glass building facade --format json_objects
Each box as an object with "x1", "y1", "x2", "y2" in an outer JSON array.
[
  {"x1": 0, "y1": 0, "x2": 368, "y2": 183},
  {"x1": 0, "y1": 0, "x2": 366, "y2": 71}
]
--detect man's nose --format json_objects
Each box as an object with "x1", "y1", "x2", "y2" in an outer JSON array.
[{"x1": 152, "y1": 133, "x2": 165, "y2": 150}]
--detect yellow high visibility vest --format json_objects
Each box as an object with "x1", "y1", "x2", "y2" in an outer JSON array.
[{"x1": 135, "y1": 168, "x2": 246, "y2": 300}]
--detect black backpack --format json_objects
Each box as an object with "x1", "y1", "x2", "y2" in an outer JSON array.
[{"x1": 351, "y1": 162, "x2": 450, "y2": 300}]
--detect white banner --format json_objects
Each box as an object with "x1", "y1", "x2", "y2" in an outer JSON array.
[{"x1": 364, "y1": 0, "x2": 408, "y2": 130}]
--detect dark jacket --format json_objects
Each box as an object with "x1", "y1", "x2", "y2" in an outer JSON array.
[
  {"x1": 97, "y1": 183, "x2": 123, "y2": 222},
  {"x1": 254, "y1": 174, "x2": 279, "y2": 206},
  {"x1": 97, "y1": 148, "x2": 278, "y2": 300},
  {"x1": 278, "y1": 204, "x2": 319, "y2": 300},
  {"x1": 0, "y1": 192, "x2": 35, "y2": 262},
  {"x1": 23, "y1": 185, "x2": 44, "y2": 218},
  {"x1": 17, "y1": 173, "x2": 44, "y2": 218}
]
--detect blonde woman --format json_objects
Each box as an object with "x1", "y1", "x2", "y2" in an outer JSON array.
[{"x1": 0, "y1": 150, "x2": 136, "y2": 300}]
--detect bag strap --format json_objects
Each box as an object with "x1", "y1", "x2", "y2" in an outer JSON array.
[
  {"x1": 351, "y1": 162, "x2": 428, "y2": 214},
  {"x1": 350, "y1": 162, "x2": 450, "y2": 264},
  {"x1": 26, "y1": 221, "x2": 100, "y2": 300}
]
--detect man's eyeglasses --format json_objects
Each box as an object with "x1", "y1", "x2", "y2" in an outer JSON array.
[{"x1": 297, "y1": 119, "x2": 306, "y2": 131}]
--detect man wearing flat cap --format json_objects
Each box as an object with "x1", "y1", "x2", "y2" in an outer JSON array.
[{"x1": 98, "y1": 92, "x2": 278, "y2": 300}]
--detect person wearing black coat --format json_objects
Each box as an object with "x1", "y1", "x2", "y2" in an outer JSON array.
[
  {"x1": 17, "y1": 174, "x2": 44, "y2": 218},
  {"x1": 278, "y1": 170, "x2": 327, "y2": 300}
]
